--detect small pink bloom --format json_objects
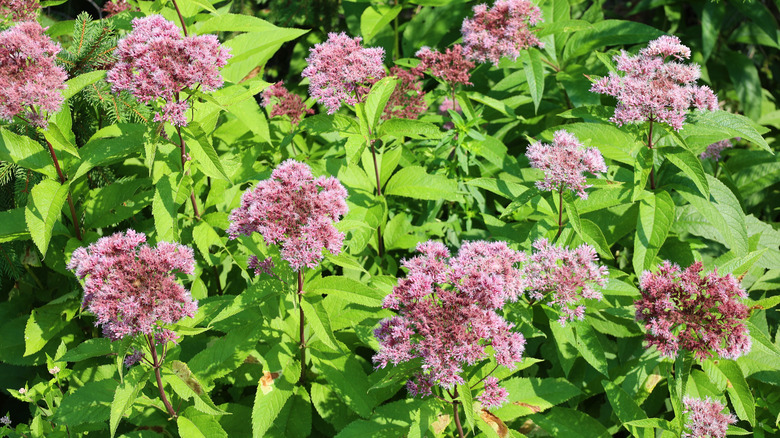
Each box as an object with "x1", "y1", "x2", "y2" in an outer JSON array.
[
  {"x1": 526, "y1": 130, "x2": 607, "y2": 199},
  {"x1": 591, "y1": 35, "x2": 718, "y2": 130},
  {"x1": 68, "y1": 230, "x2": 198, "y2": 341},
  {"x1": 48, "y1": 366, "x2": 60, "y2": 375},
  {"x1": 414, "y1": 45, "x2": 475, "y2": 87},
  {"x1": 0, "y1": 22, "x2": 67, "y2": 128},
  {"x1": 227, "y1": 160, "x2": 349, "y2": 271},
  {"x1": 0, "y1": 0, "x2": 39, "y2": 23},
  {"x1": 102, "y1": 0, "x2": 137, "y2": 17},
  {"x1": 700, "y1": 138, "x2": 737, "y2": 161},
  {"x1": 382, "y1": 66, "x2": 427, "y2": 120},
  {"x1": 261, "y1": 81, "x2": 313, "y2": 125},
  {"x1": 476, "y1": 376, "x2": 509, "y2": 408},
  {"x1": 682, "y1": 396, "x2": 737, "y2": 438},
  {"x1": 635, "y1": 261, "x2": 751, "y2": 360},
  {"x1": 462, "y1": 0, "x2": 543, "y2": 66},
  {"x1": 301, "y1": 32, "x2": 385, "y2": 114}
]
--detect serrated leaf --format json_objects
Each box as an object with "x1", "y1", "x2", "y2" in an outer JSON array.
[
  {"x1": 0, "y1": 208, "x2": 31, "y2": 243},
  {"x1": 633, "y1": 191, "x2": 674, "y2": 276},
  {"x1": 385, "y1": 166, "x2": 462, "y2": 201},
  {"x1": 378, "y1": 119, "x2": 445, "y2": 139},
  {"x1": 184, "y1": 123, "x2": 232, "y2": 182},
  {"x1": 25, "y1": 179, "x2": 69, "y2": 257},
  {"x1": 457, "y1": 383, "x2": 475, "y2": 431},
  {"x1": 252, "y1": 361, "x2": 299, "y2": 437},
  {"x1": 523, "y1": 48, "x2": 545, "y2": 114},
  {"x1": 531, "y1": 407, "x2": 610, "y2": 438},
  {"x1": 111, "y1": 367, "x2": 149, "y2": 437},
  {"x1": 573, "y1": 321, "x2": 609, "y2": 377},
  {"x1": 603, "y1": 380, "x2": 652, "y2": 438},
  {"x1": 315, "y1": 352, "x2": 376, "y2": 418},
  {"x1": 61, "y1": 70, "x2": 106, "y2": 102},
  {"x1": 365, "y1": 77, "x2": 397, "y2": 132},
  {"x1": 153, "y1": 174, "x2": 178, "y2": 242},
  {"x1": 68, "y1": 124, "x2": 147, "y2": 181},
  {"x1": 307, "y1": 276, "x2": 384, "y2": 307},
  {"x1": 300, "y1": 295, "x2": 341, "y2": 352},
  {"x1": 662, "y1": 146, "x2": 709, "y2": 198},
  {"x1": 166, "y1": 360, "x2": 226, "y2": 416},
  {"x1": 55, "y1": 379, "x2": 117, "y2": 426},
  {"x1": 683, "y1": 111, "x2": 770, "y2": 154},
  {"x1": 718, "y1": 360, "x2": 755, "y2": 426},
  {"x1": 57, "y1": 338, "x2": 113, "y2": 362},
  {"x1": 0, "y1": 127, "x2": 57, "y2": 179},
  {"x1": 188, "y1": 324, "x2": 263, "y2": 386},
  {"x1": 361, "y1": 4, "x2": 402, "y2": 42}
]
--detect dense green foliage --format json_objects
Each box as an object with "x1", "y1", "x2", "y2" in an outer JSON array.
[{"x1": 0, "y1": 0, "x2": 778, "y2": 437}]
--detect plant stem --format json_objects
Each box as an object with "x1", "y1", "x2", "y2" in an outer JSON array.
[
  {"x1": 147, "y1": 334, "x2": 177, "y2": 418},
  {"x1": 44, "y1": 140, "x2": 82, "y2": 241},
  {"x1": 174, "y1": 124, "x2": 201, "y2": 219},
  {"x1": 297, "y1": 270, "x2": 306, "y2": 385},
  {"x1": 555, "y1": 189, "x2": 564, "y2": 241},
  {"x1": 170, "y1": 0, "x2": 188, "y2": 36},
  {"x1": 368, "y1": 131, "x2": 385, "y2": 259},
  {"x1": 648, "y1": 118, "x2": 655, "y2": 190},
  {"x1": 452, "y1": 389, "x2": 465, "y2": 438}
]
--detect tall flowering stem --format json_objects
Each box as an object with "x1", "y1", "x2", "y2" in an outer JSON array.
[
  {"x1": 450, "y1": 388, "x2": 466, "y2": 438},
  {"x1": 45, "y1": 139, "x2": 82, "y2": 240},
  {"x1": 169, "y1": 0, "x2": 189, "y2": 36},
  {"x1": 147, "y1": 334, "x2": 177, "y2": 418},
  {"x1": 526, "y1": 130, "x2": 606, "y2": 239},
  {"x1": 647, "y1": 118, "x2": 655, "y2": 189},
  {"x1": 228, "y1": 161, "x2": 348, "y2": 381}
]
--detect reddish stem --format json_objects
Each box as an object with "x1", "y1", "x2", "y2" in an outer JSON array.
[
  {"x1": 298, "y1": 270, "x2": 306, "y2": 384},
  {"x1": 452, "y1": 389, "x2": 465, "y2": 438},
  {"x1": 170, "y1": 0, "x2": 188, "y2": 36},
  {"x1": 45, "y1": 140, "x2": 82, "y2": 241},
  {"x1": 368, "y1": 132, "x2": 385, "y2": 259},
  {"x1": 147, "y1": 334, "x2": 177, "y2": 418},
  {"x1": 174, "y1": 124, "x2": 201, "y2": 219}
]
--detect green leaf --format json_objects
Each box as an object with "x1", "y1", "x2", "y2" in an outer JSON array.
[
  {"x1": 153, "y1": 174, "x2": 178, "y2": 242},
  {"x1": 61, "y1": 70, "x2": 106, "y2": 101},
  {"x1": 724, "y1": 50, "x2": 763, "y2": 121},
  {"x1": 300, "y1": 295, "x2": 341, "y2": 352},
  {"x1": 68, "y1": 124, "x2": 147, "y2": 182},
  {"x1": 683, "y1": 111, "x2": 771, "y2": 154},
  {"x1": 252, "y1": 361, "x2": 300, "y2": 437},
  {"x1": 368, "y1": 358, "x2": 423, "y2": 392},
  {"x1": 523, "y1": 48, "x2": 545, "y2": 114},
  {"x1": 188, "y1": 324, "x2": 263, "y2": 386},
  {"x1": 361, "y1": 5, "x2": 403, "y2": 42},
  {"x1": 632, "y1": 191, "x2": 674, "y2": 276},
  {"x1": 564, "y1": 20, "x2": 664, "y2": 59},
  {"x1": 365, "y1": 77, "x2": 397, "y2": 131},
  {"x1": 0, "y1": 208, "x2": 30, "y2": 243},
  {"x1": 602, "y1": 380, "x2": 652, "y2": 438},
  {"x1": 378, "y1": 119, "x2": 445, "y2": 139},
  {"x1": 110, "y1": 367, "x2": 149, "y2": 438},
  {"x1": 220, "y1": 27, "x2": 309, "y2": 84},
  {"x1": 718, "y1": 360, "x2": 755, "y2": 426},
  {"x1": 701, "y1": 2, "x2": 724, "y2": 61},
  {"x1": 385, "y1": 166, "x2": 462, "y2": 202},
  {"x1": 44, "y1": 121, "x2": 80, "y2": 159},
  {"x1": 25, "y1": 179, "x2": 70, "y2": 257},
  {"x1": 178, "y1": 416, "x2": 207, "y2": 438},
  {"x1": 23, "y1": 299, "x2": 76, "y2": 357},
  {"x1": 184, "y1": 123, "x2": 232, "y2": 182},
  {"x1": 573, "y1": 321, "x2": 609, "y2": 377},
  {"x1": 495, "y1": 377, "x2": 581, "y2": 419},
  {"x1": 458, "y1": 383, "x2": 475, "y2": 431},
  {"x1": 662, "y1": 146, "x2": 709, "y2": 198},
  {"x1": 314, "y1": 352, "x2": 376, "y2": 418},
  {"x1": 581, "y1": 218, "x2": 613, "y2": 260},
  {"x1": 57, "y1": 338, "x2": 113, "y2": 362},
  {"x1": 0, "y1": 127, "x2": 57, "y2": 179},
  {"x1": 55, "y1": 379, "x2": 117, "y2": 426},
  {"x1": 623, "y1": 418, "x2": 674, "y2": 430},
  {"x1": 531, "y1": 407, "x2": 610, "y2": 438},
  {"x1": 165, "y1": 360, "x2": 226, "y2": 416},
  {"x1": 544, "y1": 122, "x2": 640, "y2": 165},
  {"x1": 308, "y1": 276, "x2": 384, "y2": 306}
]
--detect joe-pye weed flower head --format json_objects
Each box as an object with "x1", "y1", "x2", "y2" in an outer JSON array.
[
  {"x1": 301, "y1": 32, "x2": 385, "y2": 114},
  {"x1": 414, "y1": 45, "x2": 475, "y2": 87},
  {"x1": 227, "y1": 160, "x2": 348, "y2": 272},
  {"x1": 68, "y1": 230, "x2": 198, "y2": 342},
  {"x1": 523, "y1": 238, "x2": 608, "y2": 325},
  {"x1": 591, "y1": 35, "x2": 718, "y2": 130},
  {"x1": 0, "y1": 21, "x2": 67, "y2": 128},
  {"x1": 107, "y1": 15, "x2": 231, "y2": 126},
  {"x1": 261, "y1": 81, "x2": 314, "y2": 126},
  {"x1": 635, "y1": 261, "x2": 751, "y2": 360},
  {"x1": 374, "y1": 240, "x2": 527, "y2": 407},
  {"x1": 526, "y1": 130, "x2": 607, "y2": 199},
  {"x1": 0, "y1": 0, "x2": 39, "y2": 23},
  {"x1": 461, "y1": 0, "x2": 543, "y2": 66},
  {"x1": 682, "y1": 396, "x2": 737, "y2": 438}
]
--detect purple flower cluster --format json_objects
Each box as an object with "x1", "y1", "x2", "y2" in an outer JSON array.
[
  {"x1": 0, "y1": 22, "x2": 67, "y2": 128},
  {"x1": 102, "y1": 0, "x2": 137, "y2": 17},
  {"x1": 261, "y1": 81, "x2": 314, "y2": 126},
  {"x1": 526, "y1": 130, "x2": 607, "y2": 199},
  {"x1": 68, "y1": 230, "x2": 198, "y2": 341},
  {"x1": 591, "y1": 35, "x2": 718, "y2": 130},
  {"x1": 107, "y1": 15, "x2": 231, "y2": 126},
  {"x1": 700, "y1": 138, "x2": 737, "y2": 161},
  {"x1": 227, "y1": 160, "x2": 348, "y2": 272},
  {"x1": 682, "y1": 396, "x2": 737, "y2": 438},
  {"x1": 374, "y1": 240, "x2": 527, "y2": 405},
  {"x1": 0, "y1": 0, "x2": 39, "y2": 23},
  {"x1": 462, "y1": 0, "x2": 543, "y2": 66},
  {"x1": 524, "y1": 239, "x2": 608, "y2": 325},
  {"x1": 414, "y1": 45, "x2": 475, "y2": 87},
  {"x1": 124, "y1": 349, "x2": 145, "y2": 368},
  {"x1": 382, "y1": 66, "x2": 427, "y2": 120},
  {"x1": 635, "y1": 261, "x2": 751, "y2": 360},
  {"x1": 301, "y1": 32, "x2": 385, "y2": 114},
  {"x1": 477, "y1": 376, "x2": 509, "y2": 409}
]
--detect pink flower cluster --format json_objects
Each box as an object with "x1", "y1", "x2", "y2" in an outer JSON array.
[
  {"x1": 68, "y1": 230, "x2": 198, "y2": 341},
  {"x1": 102, "y1": 0, "x2": 137, "y2": 17},
  {"x1": 414, "y1": 45, "x2": 475, "y2": 86},
  {"x1": 477, "y1": 376, "x2": 509, "y2": 409},
  {"x1": 106, "y1": 15, "x2": 231, "y2": 126},
  {"x1": 526, "y1": 130, "x2": 607, "y2": 199},
  {"x1": 682, "y1": 396, "x2": 737, "y2": 438},
  {"x1": 591, "y1": 35, "x2": 718, "y2": 130},
  {"x1": 523, "y1": 239, "x2": 608, "y2": 325},
  {"x1": 635, "y1": 261, "x2": 751, "y2": 360},
  {"x1": 700, "y1": 138, "x2": 737, "y2": 161},
  {"x1": 227, "y1": 160, "x2": 348, "y2": 272},
  {"x1": 382, "y1": 66, "x2": 427, "y2": 120},
  {"x1": 0, "y1": 0, "x2": 39, "y2": 23},
  {"x1": 0, "y1": 22, "x2": 67, "y2": 128},
  {"x1": 462, "y1": 0, "x2": 543, "y2": 66},
  {"x1": 301, "y1": 32, "x2": 385, "y2": 114},
  {"x1": 261, "y1": 81, "x2": 313, "y2": 126},
  {"x1": 374, "y1": 240, "x2": 527, "y2": 406}
]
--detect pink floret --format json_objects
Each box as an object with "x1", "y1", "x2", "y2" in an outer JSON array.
[
  {"x1": 526, "y1": 130, "x2": 607, "y2": 199},
  {"x1": 462, "y1": 0, "x2": 543, "y2": 66}
]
